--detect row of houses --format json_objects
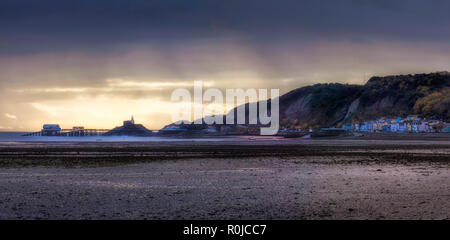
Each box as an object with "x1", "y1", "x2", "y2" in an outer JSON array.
[{"x1": 342, "y1": 115, "x2": 450, "y2": 133}]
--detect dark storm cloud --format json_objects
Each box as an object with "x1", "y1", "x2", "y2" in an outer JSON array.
[{"x1": 1, "y1": 0, "x2": 450, "y2": 55}]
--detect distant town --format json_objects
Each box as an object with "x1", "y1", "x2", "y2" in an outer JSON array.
[
  {"x1": 341, "y1": 115, "x2": 450, "y2": 133},
  {"x1": 21, "y1": 114, "x2": 450, "y2": 138}
]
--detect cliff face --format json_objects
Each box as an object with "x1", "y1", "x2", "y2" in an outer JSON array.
[
  {"x1": 351, "y1": 72, "x2": 450, "y2": 123},
  {"x1": 231, "y1": 72, "x2": 450, "y2": 129},
  {"x1": 278, "y1": 83, "x2": 362, "y2": 128}
]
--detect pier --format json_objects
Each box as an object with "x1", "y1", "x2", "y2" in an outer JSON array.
[
  {"x1": 21, "y1": 118, "x2": 159, "y2": 137},
  {"x1": 22, "y1": 129, "x2": 111, "y2": 137}
]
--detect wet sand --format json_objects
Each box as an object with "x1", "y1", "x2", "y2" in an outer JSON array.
[{"x1": 0, "y1": 137, "x2": 449, "y2": 219}]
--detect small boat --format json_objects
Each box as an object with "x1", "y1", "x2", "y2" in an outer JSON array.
[
  {"x1": 311, "y1": 128, "x2": 351, "y2": 138},
  {"x1": 281, "y1": 132, "x2": 308, "y2": 138}
]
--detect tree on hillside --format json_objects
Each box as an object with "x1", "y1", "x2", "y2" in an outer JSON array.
[{"x1": 414, "y1": 88, "x2": 450, "y2": 121}]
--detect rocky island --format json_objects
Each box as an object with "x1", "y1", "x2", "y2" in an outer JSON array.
[{"x1": 103, "y1": 116, "x2": 153, "y2": 136}]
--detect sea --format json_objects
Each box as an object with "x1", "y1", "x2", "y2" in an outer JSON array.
[{"x1": 0, "y1": 132, "x2": 234, "y2": 142}]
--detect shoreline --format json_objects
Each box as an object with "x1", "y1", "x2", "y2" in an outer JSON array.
[
  {"x1": 1, "y1": 132, "x2": 450, "y2": 141},
  {"x1": 0, "y1": 138, "x2": 449, "y2": 168}
]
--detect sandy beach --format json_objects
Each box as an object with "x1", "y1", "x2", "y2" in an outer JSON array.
[{"x1": 0, "y1": 137, "x2": 449, "y2": 220}]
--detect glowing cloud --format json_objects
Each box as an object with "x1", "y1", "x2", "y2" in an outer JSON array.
[{"x1": 5, "y1": 113, "x2": 17, "y2": 120}]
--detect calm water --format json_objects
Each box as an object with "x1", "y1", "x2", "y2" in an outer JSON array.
[{"x1": 0, "y1": 132, "x2": 234, "y2": 142}]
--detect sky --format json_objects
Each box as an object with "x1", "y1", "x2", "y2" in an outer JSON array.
[{"x1": 1, "y1": 0, "x2": 450, "y2": 131}]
